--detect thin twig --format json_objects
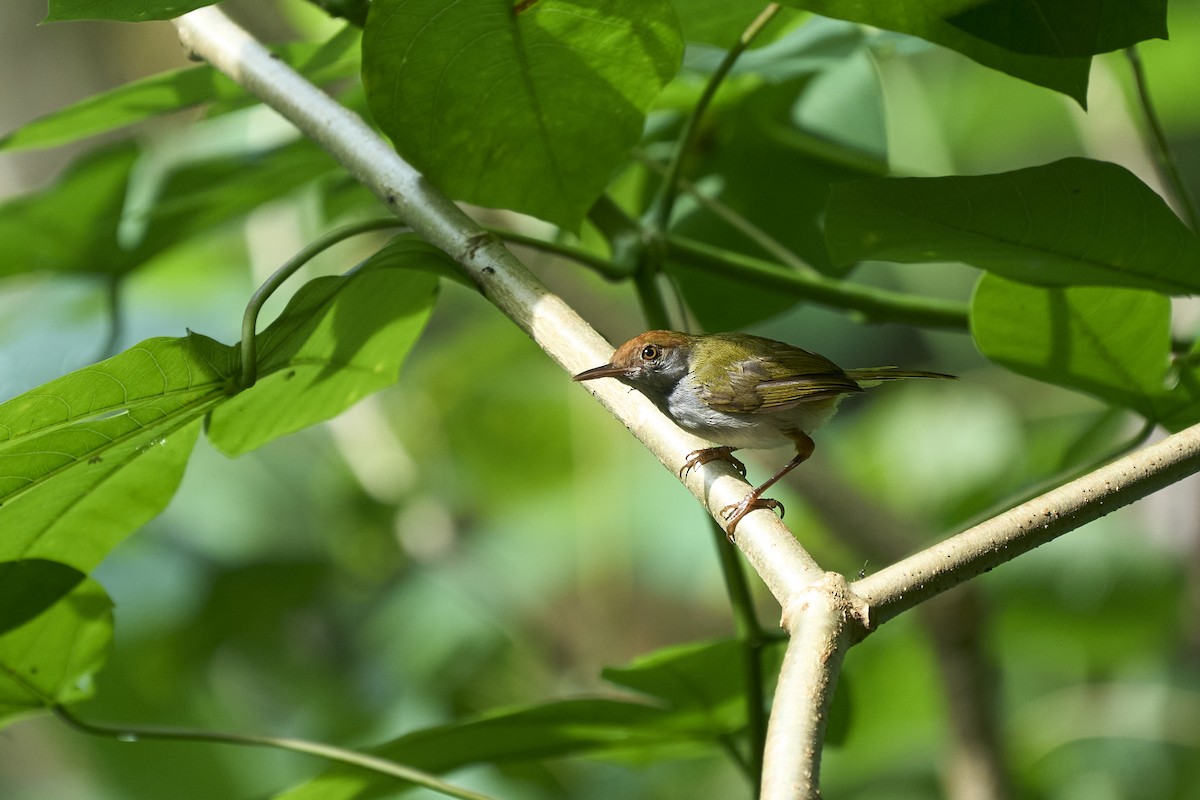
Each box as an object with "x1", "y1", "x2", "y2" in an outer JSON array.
[
  {"x1": 853, "y1": 421, "x2": 1200, "y2": 628},
  {"x1": 52, "y1": 705, "x2": 494, "y2": 800},
  {"x1": 636, "y1": 151, "x2": 823, "y2": 279},
  {"x1": 954, "y1": 416, "x2": 1156, "y2": 535},
  {"x1": 1124, "y1": 47, "x2": 1200, "y2": 231}
]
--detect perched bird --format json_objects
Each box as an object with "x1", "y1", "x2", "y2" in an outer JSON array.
[{"x1": 573, "y1": 331, "x2": 954, "y2": 536}]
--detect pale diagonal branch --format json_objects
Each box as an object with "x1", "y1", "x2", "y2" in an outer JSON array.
[
  {"x1": 170, "y1": 8, "x2": 825, "y2": 604},
  {"x1": 169, "y1": 10, "x2": 1200, "y2": 800}
]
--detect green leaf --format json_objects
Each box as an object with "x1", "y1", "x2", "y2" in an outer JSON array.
[
  {"x1": 313, "y1": 0, "x2": 371, "y2": 27},
  {"x1": 0, "y1": 560, "x2": 86, "y2": 637},
  {"x1": 971, "y1": 274, "x2": 1171, "y2": 416},
  {"x1": 277, "y1": 637, "x2": 787, "y2": 799},
  {"x1": 672, "y1": 0, "x2": 805, "y2": 48},
  {"x1": 0, "y1": 142, "x2": 137, "y2": 277},
  {"x1": 364, "y1": 234, "x2": 475, "y2": 288},
  {"x1": 45, "y1": 0, "x2": 216, "y2": 22},
  {"x1": 826, "y1": 158, "x2": 1200, "y2": 296},
  {"x1": 0, "y1": 335, "x2": 235, "y2": 572},
  {"x1": 206, "y1": 240, "x2": 442, "y2": 456},
  {"x1": 947, "y1": 0, "x2": 1168, "y2": 57},
  {"x1": 603, "y1": 638, "x2": 782, "y2": 733},
  {"x1": 0, "y1": 31, "x2": 362, "y2": 152},
  {"x1": 0, "y1": 576, "x2": 112, "y2": 728},
  {"x1": 1149, "y1": 362, "x2": 1200, "y2": 433},
  {"x1": 129, "y1": 140, "x2": 342, "y2": 264},
  {"x1": 273, "y1": 698, "x2": 690, "y2": 800},
  {"x1": 603, "y1": 639, "x2": 742, "y2": 710},
  {"x1": 0, "y1": 139, "x2": 339, "y2": 280},
  {"x1": 785, "y1": 0, "x2": 1091, "y2": 104},
  {"x1": 362, "y1": 0, "x2": 683, "y2": 230}
]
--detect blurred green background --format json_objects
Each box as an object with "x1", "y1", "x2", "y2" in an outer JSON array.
[{"x1": 2, "y1": 1, "x2": 1200, "y2": 798}]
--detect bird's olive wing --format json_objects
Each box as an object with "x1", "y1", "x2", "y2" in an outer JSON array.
[{"x1": 701, "y1": 346, "x2": 862, "y2": 413}]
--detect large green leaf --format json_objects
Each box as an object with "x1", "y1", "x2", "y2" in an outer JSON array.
[
  {"x1": 0, "y1": 237, "x2": 443, "y2": 569},
  {"x1": 362, "y1": 0, "x2": 683, "y2": 230},
  {"x1": 785, "y1": 0, "x2": 1091, "y2": 104},
  {"x1": 45, "y1": 0, "x2": 216, "y2": 21},
  {"x1": 274, "y1": 698, "x2": 685, "y2": 800},
  {"x1": 0, "y1": 139, "x2": 339, "y2": 280},
  {"x1": 0, "y1": 560, "x2": 86, "y2": 637},
  {"x1": 826, "y1": 159, "x2": 1200, "y2": 296},
  {"x1": 0, "y1": 143, "x2": 137, "y2": 277},
  {"x1": 947, "y1": 0, "x2": 1168, "y2": 57},
  {"x1": 603, "y1": 638, "x2": 784, "y2": 732},
  {"x1": 0, "y1": 335, "x2": 234, "y2": 572},
  {"x1": 604, "y1": 639, "x2": 746, "y2": 712},
  {"x1": 671, "y1": 0, "x2": 805, "y2": 48},
  {"x1": 128, "y1": 140, "x2": 341, "y2": 263},
  {"x1": 206, "y1": 239, "x2": 443, "y2": 456},
  {"x1": 0, "y1": 31, "x2": 362, "y2": 152},
  {"x1": 275, "y1": 637, "x2": 774, "y2": 799},
  {"x1": 971, "y1": 275, "x2": 1171, "y2": 416},
  {"x1": 0, "y1": 576, "x2": 113, "y2": 728}
]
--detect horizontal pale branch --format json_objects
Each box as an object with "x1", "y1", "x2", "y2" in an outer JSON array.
[
  {"x1": 171, "y1": 8, "x2": 826, "y2": 602},
  {"x1": 852, "y1": 422, "x2": 1200, "y2": 628}
]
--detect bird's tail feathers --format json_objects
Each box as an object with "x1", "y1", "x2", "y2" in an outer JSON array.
[{"x1": 845, "y1": 367, "x2": 956, "y2": 387}]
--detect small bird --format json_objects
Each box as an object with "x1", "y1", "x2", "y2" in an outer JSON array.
[{"x1": 573, "y1": 331, "x2": 954, "y2": 536}]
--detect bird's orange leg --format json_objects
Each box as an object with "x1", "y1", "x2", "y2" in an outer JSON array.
[
  {"x1": 680, "y1": 446, "x2": 747, "y2": 479},
  {"x1": 722, "y1": 431, "x2": 815, "y2": 539}
]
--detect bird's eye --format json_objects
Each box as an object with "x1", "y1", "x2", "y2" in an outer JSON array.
[{"x1": 641, "y1": 344, "x2": 660, "y2": 361}]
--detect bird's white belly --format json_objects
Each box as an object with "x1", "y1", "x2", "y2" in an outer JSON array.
[{"x1": 665, "y1": 385, "x2": 843, "y2": 450}]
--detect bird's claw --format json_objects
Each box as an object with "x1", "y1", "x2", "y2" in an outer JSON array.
[
  {"x1": 720, "y1": 494, "x2": 784, "y2": 540},
  {"x1": 679, "y1": 446, "x2": 747, "y2": 480}
]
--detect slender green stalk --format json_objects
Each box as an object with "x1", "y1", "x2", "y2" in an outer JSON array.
[
  {"x1": 637, "y1": 152, "x2": 822, "y2": 279},
  {"x1": 710, "y1": 518, "x2": 769, "y2": 794},
  {"x1": 651, "y1": 4, "x2": 782, "y2": 232},
  {"x1": 488, "y1": 227, "x2": 629, "y2": 280},
  {"x1": 98, "y1": 274, "x2": 124, "y2": 362},
  {"x1": 633, "y1": 248, "x2": 674, "y2": 329},
  {"x1": 586, "y1": 193, "x2": 646, "y2": 277},
  {"x1": 486, "y1": 224, "x2": 971, "y2": 329},
  {"x1": 53, "y1": 706, "x2": 494, "y2": 800},
  {"x1": 667, "y1": 235, "x2": 970, "y2": 329},
  {"x1": 1125, "y1": 46, "x2": 1200, "y2": 231},
  {"x1": 717, "y1": 732, "x2": 755, "y2": 781},
  {"x1": 240, "y1": 218, "x2": 405, "y2": 387},
  {"x1": 584, "y1": 194, "x2": 677, "y2": 326}
]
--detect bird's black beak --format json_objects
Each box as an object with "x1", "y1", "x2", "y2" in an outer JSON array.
[{"x1": 572, "y1": 363, "x2": 628, "y2": 382}]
